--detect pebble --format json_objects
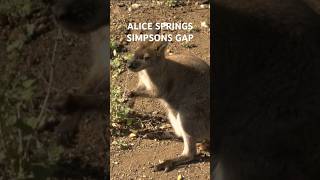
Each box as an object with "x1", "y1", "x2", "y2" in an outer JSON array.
[
  {"x1": 201, "y1": 21, "x2": 209, "y2": 28},
  {"x1": 131, "y1": 3, "x2": 142, "y2": 10},
  {"x1": 157, "y1": 1, "x2": 164, "y2": 6},
  {"x1": 118, "y1": 2, "x2": 125, "y2": 7},
  {"x1": 200, "y1": 4, "x2": 209, "y2": 9},
  {"x1": 129, "y1": 133, "x2": 137, "y2": 139}
]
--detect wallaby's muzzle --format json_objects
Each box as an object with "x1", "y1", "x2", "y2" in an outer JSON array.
[{"x1": 127, "y1": 60, "x2": 141, "y2": 72}]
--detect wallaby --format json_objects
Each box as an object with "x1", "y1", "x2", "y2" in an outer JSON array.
[
  {"x1": 49, "y1": 0, "x2": 109, "y2": 142},
  {"x1": 127, "y1": 41, "x2": 210, "y2": 172},
  {"x1": 214, "y1": 0, "x2": 320, "y2": 179}
]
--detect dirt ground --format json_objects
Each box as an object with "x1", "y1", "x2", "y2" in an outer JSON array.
[
  {"x1": 0, "y1": 0, "x2": 210, "y2": 179},
  {"x1": 110, "y1": 0, "x2": 210, "y2": 179}
]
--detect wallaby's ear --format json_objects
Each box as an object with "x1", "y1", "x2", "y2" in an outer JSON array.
[
  {"x1": 153, "y1": 41, "x2": 168, "y2": 55},
  {"x1": 151, "y1": 23, "x2": 160, "y2": 35}
]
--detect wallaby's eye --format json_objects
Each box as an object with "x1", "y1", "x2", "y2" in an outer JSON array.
[{"x1": 144, "y1": 53, "x2": 151, "y2": 60}]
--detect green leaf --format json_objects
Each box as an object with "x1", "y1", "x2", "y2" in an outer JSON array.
[
  {"x1": 47, "y1": 146, "x2": 63, "y2": 163},
  {"x1": 26, "y1": 24, "x2": 35, "y2": 36},
  {"x1": 6, "y1": 115, "x2": 17, "y2": 126},
  {"x1": 20, "y1": 88, "x2": 34, "y2": 101},
  {"x1": 14, "y1": 119, "x2": 34, "y2": 135},
  {"x1": 22, "y1": 79, "x2": 35, "y2": 88},
  {"x1": 110, "y1": 41, "x2": 117, "y2": 50},
  {"x1": 31, "y1": 164, "x2": 55, "y2": 179},
  {"x1": 7, "y1": 39, "x2": 24, "y2": 53},
  {"x1": 0, "y1": 151, "x2": 5, "y2": 162},
  {"x1": 21, "y1": 1, "x2": 32, "y2": 17},
  {"x1": 25, "y1": 117, "x2": 38, "y2": 129},
  {"x1": 126, "y1": 118, "x2": 133, "y2": 126}
]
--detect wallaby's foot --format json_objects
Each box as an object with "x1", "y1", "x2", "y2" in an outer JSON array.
[
  {"x1": 197, "y1": 141, "x2": 210, "y2": 152},
  {"x1": 55, "y1": 116, "x2": 79, "y2": 146},
  {"x1": 153, "y1": 132, "x2": 197, "y2": 171},
  {"x1": 154, "y1": 159, "x2": 175, "y2": 172},
  {"x1": 153, "y1": 155, "x2": 194, "y2": 172}
]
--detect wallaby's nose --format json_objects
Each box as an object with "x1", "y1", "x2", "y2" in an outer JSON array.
[{"x1": 127, "y1": 61, "x2": 137, "y2": 70}]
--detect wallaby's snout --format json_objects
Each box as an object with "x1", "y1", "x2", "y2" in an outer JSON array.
[
  {"x1": 127, "y1": 60, "x2": 141, "y2": 72},
  {"x1": 127, "y1": 41, "x2": 168, "y2": 72}
]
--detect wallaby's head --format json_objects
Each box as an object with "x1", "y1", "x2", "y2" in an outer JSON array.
[
  {"x1": 51, "y1": 0, "x2": 108, "y2": 33},
  {"x1": 127, "y1": 41, "x2": 168, "y2": 72}
]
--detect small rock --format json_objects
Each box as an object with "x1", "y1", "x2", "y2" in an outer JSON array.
[
  {"x1": 111, "y1": 123, "x2": 119, "y2": 127},
  {"x1": 113, "y1": 49, "x2": 118, "y2": 57},
  {"x1": 129, "y1": 133, "x2": 137, "y2": 139},
  {"x1": 177, "y1": 174, "x2": 184, "y2": 180},
  {"x1": 118, "y1": 2, "x2": 125, "y2": 7},
  {"x1": 160, "y1": 124, "x2": 172, "y2": 129},
  {"x1": 157, "y1": 1, "x2": 164, "y2": 6},
  {"x1": 200, "y1": 4, "x2": 208, "y2": 9},
  {"x1": 201, "y1": 21, "x2": 209, "y2": 28},
  {"x1": 131, "y1": 3, "x2": 141, "y2": 10},
  {"x1": 152, "y1": 111, "x2": 159, "y2": 115}
]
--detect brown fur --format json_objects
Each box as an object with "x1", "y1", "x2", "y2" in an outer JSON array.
[{"x1": 127, "y1": 41, "x2": 210, "y2": 172}]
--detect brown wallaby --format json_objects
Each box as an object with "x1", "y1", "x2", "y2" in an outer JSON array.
[
  {"x1": 127, "y1": 41, "x2": 210, "y2": 172},
  {"x1": 49, "y1": 0, "x2": 109, "y2": 143}
]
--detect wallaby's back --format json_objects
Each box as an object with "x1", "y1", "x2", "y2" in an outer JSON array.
[{"x1": 158, "y1": 54, "x2": 210, "y2": 141}]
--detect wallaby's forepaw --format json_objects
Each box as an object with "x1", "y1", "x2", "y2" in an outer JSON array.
[
  {"x1": 123, "y1": 91, "x2": 136, "y2": 107},
  {"x1": 124, "y1": 91, "x2": 136, "y2": 98},
  {"x1": 153, "y1": 160, "x2": 175, "y2": 172},
  {"x1": 52, "y1": 94, "x2": 78, "y2": 114}
]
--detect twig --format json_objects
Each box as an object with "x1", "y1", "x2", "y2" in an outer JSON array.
[
  {"x1": 36, "y1": 29, "x2": 60, "y2": 125},
  {"x1": 122, "y1": 70, "x2": 130, "y2": 99},
  {"x1": 23, "y1": 29, "x2": 61, "y2": 160}
]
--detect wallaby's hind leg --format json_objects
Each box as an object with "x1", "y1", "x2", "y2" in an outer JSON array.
[
  {"x1": 154, "y1": 112, "x2": 197, "y2": 172},
  {"x1": 153, "y1": 109, "x2": 208, "y2": 172},
  {"x1": 154, "y1": 132, "x2": 196, "y2": 172}
]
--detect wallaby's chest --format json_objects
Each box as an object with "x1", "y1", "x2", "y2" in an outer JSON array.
[{"x1": 138, "y1": 70, "x2": 154, "y2": 91}]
